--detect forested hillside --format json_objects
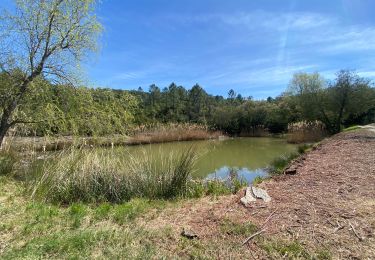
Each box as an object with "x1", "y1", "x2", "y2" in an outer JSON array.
[{"x1": 2, "y1": 70, "x2": 374, "y2": 137}]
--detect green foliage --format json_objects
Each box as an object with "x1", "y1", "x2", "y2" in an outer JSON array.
[
  {"x1": 252, "y1": 176, "x2": 264, "y2": 186},
  {"x1": 69, "y1": 203, "x2": 87, "y2": 228},
  {"x1": 269, "y1": 152, "x2": 299, "y2": 175},
  {"x1": 0, "y1": 0, "x2": 102, "y2": 145},
  {"x1": 2, "y1": 69, "x2": 373, "y2": 140},
  {"x1": 220, "y1": 219, "x2": 258, "y2": 236},
  {"x1": 288, "y1": 70, "x2": 375, "y2": 134},
  {"x1": 262, "y1": 240, "x2": 310, "y2": 259},
  {"x1": 342, "y1": 125, "x2": 361, "y2": 132},
  {"x1": 94, "y1": 202, "x2": 112, "y2": 220},
  {"x1": 2, "y1": 231, "x2": 99, "y2": 259},
  {"x1": 206, "y1": 180, "x2": 232, "y2": 196},
  {"x1": 0, "y1": 151, "x2": 17, "y2": 176},
  {"x1": 113, "y1": 199, "x2": 152, "y2": 223},
  {"x1": 297, "y1": 143, "x2": 312, "y2": 154}
]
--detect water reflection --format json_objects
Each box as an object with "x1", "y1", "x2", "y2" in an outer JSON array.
[
  {"x1": 205, "y1": 166, "x2": 268, "y2": 183},
  {"x1": 123, "y1": 137, "x2": 296, "y2": 182}
]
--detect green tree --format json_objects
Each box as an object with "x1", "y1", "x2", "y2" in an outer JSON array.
[
  {"x1": 327, "y1": 70, "x2": 374, "y2": 132},
  {"x1": 0, "y1": 0, "x2": 101, "y2": 146},
  {"x1": 288, "y1": 71, "x2": 375, "y2": 133}
]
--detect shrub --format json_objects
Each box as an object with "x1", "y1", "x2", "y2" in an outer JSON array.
[{"x1": 0, "y1": 151, "x2": 17, "y2": 176}]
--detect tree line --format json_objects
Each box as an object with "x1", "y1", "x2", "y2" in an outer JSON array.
[{"x1": 2, "y1": 70, "x2": 374, "y2": 138}]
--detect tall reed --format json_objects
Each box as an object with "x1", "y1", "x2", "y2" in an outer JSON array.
[
  {"x1": 287, "y1": 121, "x2": 326, "y2": 143},
  {"x1": 128, "y1": 123, "x2": 221, "y2": 145}
]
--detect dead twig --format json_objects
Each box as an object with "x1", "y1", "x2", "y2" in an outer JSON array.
[
  {"x1": 261, "y1": 209, "x2": 277, "y2": 229},
  {"x1": 332, "y1": 220, "x2": 345, "y2": 234},
  {"x1": 348, "y1": 222, "x2": 364, "y2": 241},
  {"x1": 242, "y1": 229, "x2": 266, "y2": 246}
]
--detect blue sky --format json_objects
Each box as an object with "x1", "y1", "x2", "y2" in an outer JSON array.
[{"x1": 3, "y1": 0, "x2": 375, "y2": 98}]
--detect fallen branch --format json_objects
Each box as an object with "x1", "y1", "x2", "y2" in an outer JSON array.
[{"x1": 242, "y1": 229, "x2": 266, "y2": 246}]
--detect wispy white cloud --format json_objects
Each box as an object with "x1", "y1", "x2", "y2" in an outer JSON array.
[
  {"x1": 112, "y1": 72, "x2": 141, "y2": 80},
  {"x1": 357, "y1": 70, "x2": 375, "y2": 78},
  {"x1": 218, "y1": 11, "x2": 335, "y2": 31},
  {"x1": 165, "y1": 11, "x2": 334, "y2": 31},
  {"x1": 315, "y1": 27, "x2": 375, "y2": 53}
]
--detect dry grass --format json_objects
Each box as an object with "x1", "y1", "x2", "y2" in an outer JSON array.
[
  {"x1": 8, "y1": 123, "x2": 222, "y2": 152},
  {"x1": 287, "y1": 120, "x2": 326, "y2": 143},
  {"x1": 128, "y1": 123, "x2": 222, "y2": 145}
]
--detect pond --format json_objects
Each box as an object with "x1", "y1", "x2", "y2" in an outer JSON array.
[{"x1": 124, "y1": 137, "x2": 297, "y2": 183}]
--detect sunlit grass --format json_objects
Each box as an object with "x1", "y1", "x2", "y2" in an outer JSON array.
[{"x1": 28, "y1": 147, "x2": 197, "y2": 203}]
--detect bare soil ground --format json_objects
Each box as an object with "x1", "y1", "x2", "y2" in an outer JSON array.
[{"x1": 143, "y1": 129, "x2": 375, "y2": 259}]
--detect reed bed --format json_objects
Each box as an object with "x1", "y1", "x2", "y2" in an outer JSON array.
[
  {"x1": 287, "y1": 121, "x2": 326, "y2": 143},
  {"x1": 9, "y1": 123, "x2": 221, "y2": 152},
  {"x1": 128, "y1": 123, "x2": 222, "y2": 145}
]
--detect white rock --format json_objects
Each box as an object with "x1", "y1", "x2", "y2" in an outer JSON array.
[
  {"x1": 240, "y1": 187, "x2": 257, "y2": 206},
  {"x1": 252, "y1": 186, "x2": 272, "y2": 202}
]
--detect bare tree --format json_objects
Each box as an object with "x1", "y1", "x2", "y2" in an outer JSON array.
[{"x1": 0, "y1": 0, "x2": 101, "y2": 146}]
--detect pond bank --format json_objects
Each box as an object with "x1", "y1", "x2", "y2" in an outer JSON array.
[
  {"x1": 1, "y1": 129, "x2": 373, "y2": 258},
  {"x1": 137, "y1": 128, "x2": 375, "y2": 258}
]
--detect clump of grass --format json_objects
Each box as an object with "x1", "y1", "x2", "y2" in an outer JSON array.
[
  {"x1": 287, "y1": 120, "x2": 326, "y2": 143},
  {"x1": 252, "y1": 176, "x2": 264, "y2": 186},
  {"x1": 261, "y1": 239, "x2": 332, "y2": 259},
  {"x1": 220, "y1": 219, "x2": 258, "y2": 236},
  {"x1": 342, "y1": 125, "x2": 361, "y2": 132},
  {"x1": 297, "y1": 143, "x2": 312, "y2": 154},
  {"x1": 0, "y1": 150, "x2": 17, "y2": 176},
  {"x1": 261, "y1": 240, "x2": 310, "y2": 259},
  {"x1": 269, "y1": 152, "x2": 299, "y2": 175},
  {"x1": 29, "y1": 147, "x2": 197, "y2": 204},
  {"x1": 186, "y1": 173, "x2": 247, "y2": 198},
  {"x1": 268, "y1": 144, "x2": 311, "y2": 175}
]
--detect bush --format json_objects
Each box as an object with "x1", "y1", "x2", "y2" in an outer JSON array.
[
  {"x1": 29, "y1": 147, "x2": 197, "y2": 204},
  {"x1": 0, "y1": 151, "x2": 17, "y2": 175}
]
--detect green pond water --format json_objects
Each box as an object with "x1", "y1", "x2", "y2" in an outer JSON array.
[{"x1": 122, "y1": 137, "x2": 297, "y2": 183}]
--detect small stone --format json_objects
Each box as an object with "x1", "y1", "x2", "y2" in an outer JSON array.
[
  {"x1": 285, "y1": 167, "x2": 297, "y2": 175},
  {"x1": 181, "y1": 228, "x2": 198, "y2": 239}
]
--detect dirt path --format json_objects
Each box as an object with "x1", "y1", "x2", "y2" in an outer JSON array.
[
  {"x1": 143, "y1": 129, "x2": 375, "y2": 259},
  {"x1": 258, "y1": 129, "x2": 375, "y2": 258}
]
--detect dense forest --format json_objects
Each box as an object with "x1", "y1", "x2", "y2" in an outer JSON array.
[{"x1": 2, "y1": 70, "x2": 374, "y2": 137}]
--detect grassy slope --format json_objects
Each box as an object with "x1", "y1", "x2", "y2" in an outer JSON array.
[{"x1": 1, "y1": 176, "x2": 330, "y2": 259}]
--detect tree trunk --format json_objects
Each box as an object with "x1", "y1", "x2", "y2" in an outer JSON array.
[{"x1": 0, "y1": 115, "x2": 11, "y2": 149}]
